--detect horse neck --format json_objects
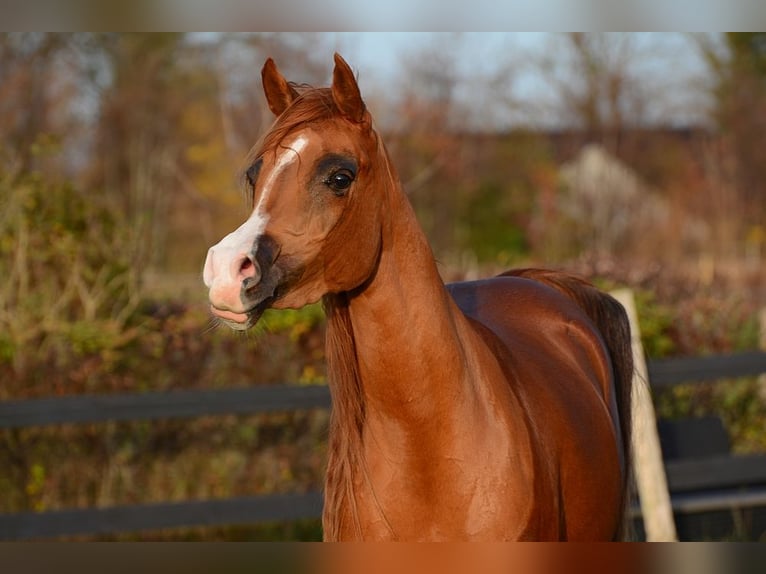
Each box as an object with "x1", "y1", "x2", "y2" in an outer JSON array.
[
  {"x1": 321, "y1": 155, "x2": 481, "y2": 540},
  {"x1": 340, "y1": 175, "x2": 472, "y2": 419}
]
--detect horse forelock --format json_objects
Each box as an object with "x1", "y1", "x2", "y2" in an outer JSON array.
[{"x1": 254, "y1": 87, "x2": 337, "y2": 160}]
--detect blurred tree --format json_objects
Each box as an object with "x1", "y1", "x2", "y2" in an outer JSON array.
[
  {"x1": 533, "y1": 33, "x2": 656, "y2": 156},
  {"x1": 384, "y1": 34, "x2": 565, "y2": 263},
  {"x1": 82, "y1": 33, "x2": 191, "y2": 269},
  {"x1": 519, "y1": 33, "x2": 712, "y2": 264},
  {"x1": 699, "y1": 33, "x2": 766, "y2": 227},
  {"x1": 456, "y1": 132, "x2": 557, "y2": 265},
  {"x1": 0, "y1": 33, "x2": 73, "y2": 173},
  {"x1": 386, "y1": 35, "x2": 472, "y2": 256}
]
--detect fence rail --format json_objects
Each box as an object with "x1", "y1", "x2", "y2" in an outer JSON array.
[
  {"x1": 1, "y1": 350, "x2": 766, "y2": 540},
  {"x1": 0, "y1": 492, "x2": 323, "y2": 541},
  {"x1": 647, "y1": 351, "x2": 766, "y2": 388},
  {"x1": 3, "y1": 351, "x2": 763, "y2": 430},
  {"x1": 0, "y1": 385, "x2": 331, "y2": 429}
]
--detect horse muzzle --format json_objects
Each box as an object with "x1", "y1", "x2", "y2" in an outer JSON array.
[{"x1": 203, "y1": 235, "x2": 281, "y2": 330}]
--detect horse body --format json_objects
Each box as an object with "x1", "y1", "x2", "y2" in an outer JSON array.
[
  {"x1": 324, "y1": 188, "x2": 623, "y2": 540},
  {"x1": 203, "y1": 54, "x2": 632, "y2": 541}
]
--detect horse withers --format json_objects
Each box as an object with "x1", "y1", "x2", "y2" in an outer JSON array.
[{"x1": 203, "y1": 54, "x2": 633, "y2": 541}]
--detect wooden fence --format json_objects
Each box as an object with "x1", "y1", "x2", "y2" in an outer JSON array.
[
  {"x1": 633, "y1": 351, "x2": 766, "y2": 535},
  {"x1": 1, "y1": 351, "x2": 766, "y2": 540}
]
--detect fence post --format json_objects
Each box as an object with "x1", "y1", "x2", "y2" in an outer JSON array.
[{"x1": 611, "y1": 289, "x2": 678, "y2": 542}]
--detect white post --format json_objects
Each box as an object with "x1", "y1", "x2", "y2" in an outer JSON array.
[{"x1": 611, "y1": 288, "x2": 678, "y2": 542}]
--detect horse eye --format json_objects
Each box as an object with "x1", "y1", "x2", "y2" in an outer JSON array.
[{"x1": 325, "y1": 170, "x2": 354, "y2": 195}]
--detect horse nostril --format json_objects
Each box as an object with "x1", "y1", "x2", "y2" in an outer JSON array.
[
  {"x1": 240, "y1": 257, "x2": 254, "y2": 275},
  {"x1": 237, "y1": 253, "x2": 262, "y2": 295},
  {"x1": 238, "y1": 254, "x2": 258, "y2": 280}
]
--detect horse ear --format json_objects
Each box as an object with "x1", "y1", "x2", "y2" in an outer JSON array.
[
  {"x1": 332, "y1": 53, "x2": 367, "y2": 123},
  {"x1": 261, "y1": 57, "x2": 299, "y2": 117}
]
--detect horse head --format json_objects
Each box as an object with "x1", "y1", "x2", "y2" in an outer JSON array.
[{"x1": 203, "y1": 54, "x2": 390, "y2": 330}]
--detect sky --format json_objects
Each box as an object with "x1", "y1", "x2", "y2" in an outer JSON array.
[
  {"x1": 332, "y1": 32, "x2": 709, "y2": 86},
  {"x1": 336, "y1": 33, "x2": 553, "y2": 79},
  {"x1": 321, "y1": 33, "x2": 713, "y2": 129}
]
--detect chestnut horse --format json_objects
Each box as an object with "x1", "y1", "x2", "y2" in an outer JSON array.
[{"x1": 203, "y1": 54, "x2": 633, "y2": 541}]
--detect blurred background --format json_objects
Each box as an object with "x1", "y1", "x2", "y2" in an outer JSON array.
[{"x1": 1, "y1": 32, "x2": 765, "y2": 540}]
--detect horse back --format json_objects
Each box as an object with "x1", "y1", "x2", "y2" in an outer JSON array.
[{"x1": 447, "y1": 273, "x2": 616, "y2": 403}]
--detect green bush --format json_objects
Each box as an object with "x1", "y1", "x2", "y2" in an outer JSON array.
[
  {"x1": 457, "y1": 180, "x2": 530, "y2": 265},
  {"x1": 0, "y1": 144, "x2": 144, "y2": 393},
  {"x1": 633, "y1": 288, "x2": 677, "y2": 358}
]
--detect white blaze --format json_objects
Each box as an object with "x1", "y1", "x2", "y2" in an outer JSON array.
[{"x1": 203, "y1": 135, "x2": 308, "y2": 290}]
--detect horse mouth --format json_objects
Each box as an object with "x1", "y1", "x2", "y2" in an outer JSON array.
[
  {"x1": 210, "y1": 296, "x2": 273, "y2": 331},
  {"x1": 208, "y1": 265, "x2": 291, "y2": 331}
]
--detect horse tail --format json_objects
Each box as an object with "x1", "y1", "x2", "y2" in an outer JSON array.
[{"x1": 500, "y1": 268, "x2": 634, "y2": 540}]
